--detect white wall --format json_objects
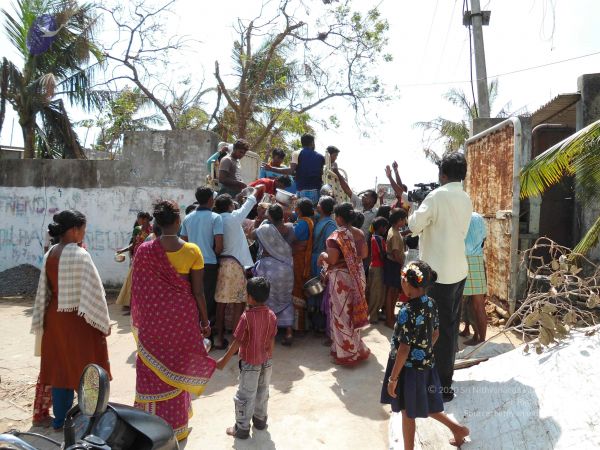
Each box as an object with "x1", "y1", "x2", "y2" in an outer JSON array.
[{"x1": 0, "y1": 186, "x2": 195, "y2": 286}]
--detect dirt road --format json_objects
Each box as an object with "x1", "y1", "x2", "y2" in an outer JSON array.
[{"x1": 0, "y1": 296, "x2": 393, "y2": 449}]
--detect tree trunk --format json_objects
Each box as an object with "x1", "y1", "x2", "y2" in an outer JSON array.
[
  {"x1": 237, "y1": 114, "x2": 247, "y2": 140},
  {"x1": 22, "y1": 120, "x2": 36, "y2": 158}
]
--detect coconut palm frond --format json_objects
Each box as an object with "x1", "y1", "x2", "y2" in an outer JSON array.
[
  {"x1": 2, "y1": 0, "x2": 32, "y2": 58},
  {"x1": 571, "y1": 136, "x2": 600, "y2": 204},
  {"x1": 1, "y1": 57, "x2": 24, "y2": 102},
  {"x1": 573, "y1": 215, "x2": 600, "y2": 255},
  {"x1": 520, "y1": 119, "x2": 600, "y2": 199},
  {"x1": 56, "y1": 61, "x2": 104, "y2": 110},
  {"x1": 39, "y1": 99, "x2": 86, "y2": 159},
  {"x1": 2, "y1": 0, "x2": 104, "y2": 158}
]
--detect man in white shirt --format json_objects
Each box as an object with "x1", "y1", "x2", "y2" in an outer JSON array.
[
  {"x1": 408, "y1": 153, "x2": 473, "y2": 401},
  {"x1": 212, "y1": 185, "x2": 264, "y2": 349}
]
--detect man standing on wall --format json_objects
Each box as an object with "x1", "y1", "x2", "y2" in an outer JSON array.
[
  {"x1": 181, "y1": 186, "x2": 224, "y2": 326},
  {"x1": 336, "y1": 170, "x2": 379, "y2": 237},
  {"x1": 218, "y1": 139, "x2": 249, "y2": 196},
  {"x1": 407, "y1": 153, "x2": 473, "y2": 402},
  {"x1": 263, "y1": 134, "x2": 324, "y2": 204}
]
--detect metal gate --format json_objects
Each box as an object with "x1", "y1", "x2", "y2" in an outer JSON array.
[{"x1": 464, "y1": 118, "x2": 526, "y2": 312}]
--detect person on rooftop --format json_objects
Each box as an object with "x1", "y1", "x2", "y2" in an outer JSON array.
[
  {"x1": 262, "y1": 134, "x2": 324, "y2": 204},
  {"x1": 218, "y1": 139, "x2": 250, "y2": 196}
]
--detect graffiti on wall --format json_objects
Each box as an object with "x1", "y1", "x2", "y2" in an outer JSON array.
[{"x1": 0, "y1": 186, "x2": 193, "y2": 284}]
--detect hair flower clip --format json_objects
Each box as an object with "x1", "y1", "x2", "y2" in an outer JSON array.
[{"x1": 402, "y1": 263, "x2": 424, "y2": 284}]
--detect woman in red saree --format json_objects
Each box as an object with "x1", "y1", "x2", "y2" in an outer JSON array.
[
  {"x1": 131, "y1": 201, "x2": 216, "y2": 441},
  {"x1": 318, "y1": 202, "x2": 371, "y2": 366}
]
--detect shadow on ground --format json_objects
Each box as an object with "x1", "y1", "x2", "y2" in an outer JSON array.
[{"x1": 0, "y1": 296, "x2": 34, "y2": 317}]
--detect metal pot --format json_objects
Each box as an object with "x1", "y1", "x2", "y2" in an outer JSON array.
[
  {"x1": 304, "y1": 275, "x2": 325, "y2": 297},
  {"x1": 275, "y1": 188, "x2": 294, "y2": 205}
]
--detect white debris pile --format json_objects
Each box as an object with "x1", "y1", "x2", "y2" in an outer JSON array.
[{"x1": 390, "y1": 327, "x2": 600, "y2": 450}]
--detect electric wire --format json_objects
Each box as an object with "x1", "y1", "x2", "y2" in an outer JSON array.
[
  {"x1": 395, "y1": 49, "x2": 600, "y2": 89},
  {"x1": 417, "y1": 0, "x2": 440, "y2": 78},
  {"x1": 433, "y1": 0, "x2": 459, "y2": 80}
]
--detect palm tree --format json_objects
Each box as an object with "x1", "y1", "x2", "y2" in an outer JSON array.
[
  {"x1": 415, "y1": 80, "x2": 515, "y2": 164},
  {"x1": 1, "y1": 0, "x2": 103, "y2": 158},
  {"x1": 86, "y1": 86, "x2": 164, "y2": 157},
  {"x1": 215, "y1": 36, "x2": 313, "y2": 156},
  {"x1": 520, "y1": 120, "x2": 600, "y2": 254}
]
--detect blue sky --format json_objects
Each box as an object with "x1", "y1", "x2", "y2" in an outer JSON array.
[{"x1": 2, "y1": 0, "x2": 599, "y2": 191}]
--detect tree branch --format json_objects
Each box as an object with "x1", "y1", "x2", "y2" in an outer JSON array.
[
  {"x1": 214, "y1": 61, "x2": 239, "y2": 114},
  {"x1": 206, "y1": 86, "x2": 222, "y2": 131},
  {"x1": 251, "y1": 109, "x2": 285, "y2": 151},
  {"x1": 296, "y1": 92, "x2": 353, "y2": 114}
]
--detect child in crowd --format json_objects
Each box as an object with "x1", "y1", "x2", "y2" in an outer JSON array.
[
  {"x1": 381, "y1": 261, "x2": 470, "y2": 450},
  {"x1": 217, "y1": 277, "x2": 278, "y2": 439},
  {"x1": 185, "y1": 202, "x2": 199, "y2": 215},
  {"x1": 367, "y1": 217, "x2": 388, "y2": 323},
  {"x1": 352, "y1": 211, "x2": 365, "y2": 230},
  {"x1": 383, "y1": 208, "x2": 407, "y2": 328},
  {"x1": 405, "y1": 234, "x2": 419, "y2": 263}
]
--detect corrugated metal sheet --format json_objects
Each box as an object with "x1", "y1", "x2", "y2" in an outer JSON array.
[
  {"x1": 531, "y1": 93, "x2": 579, "y2": 128},
  {"x1": 464, "y1": 125, "x2": 515, "y2": 305}
]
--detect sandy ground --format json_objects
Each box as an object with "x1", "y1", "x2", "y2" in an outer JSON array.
[
  {"x1": 0, "y1": 295, "x2": 392, "y2": 449},
  {"x1": 0, "y1": 295, "x2": 520, "y2": 450}
]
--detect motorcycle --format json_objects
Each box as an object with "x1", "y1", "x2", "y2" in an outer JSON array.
[{"x1": 0, "y1": 364, "x2": 179, "y2": 450}]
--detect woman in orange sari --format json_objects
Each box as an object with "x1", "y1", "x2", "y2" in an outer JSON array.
[
  {"x1": 318, "y1": 202, "x2": 370, "y2": 366},
  {"x1": 292, "y1": 198, "x2": 315, "y2": 334}
]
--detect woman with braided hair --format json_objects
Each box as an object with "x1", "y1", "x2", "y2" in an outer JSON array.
[{"x1": 131, "y1": 200, "x2": 216, "y2": 441}]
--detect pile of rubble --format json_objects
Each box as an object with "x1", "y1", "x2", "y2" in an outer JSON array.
[{"x1": 0, "y1": 264, "x2": 41, "y2": 297}]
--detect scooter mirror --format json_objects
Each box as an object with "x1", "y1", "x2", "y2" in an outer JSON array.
[{"x1": 78, "y1": 364, "x2": 110, "y2": 417}]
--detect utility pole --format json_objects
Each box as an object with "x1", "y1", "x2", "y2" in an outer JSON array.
[{"x1": 465, "y1": 0, "x2": 491, "y2": 118}]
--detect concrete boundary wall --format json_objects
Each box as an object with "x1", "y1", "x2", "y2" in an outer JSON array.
[
  {"x1": 0, "y1": 130, "x2": 259, "y2": 286},
  {"x1": 0, "y1": 185, "x2": 193, "y2": 285}
]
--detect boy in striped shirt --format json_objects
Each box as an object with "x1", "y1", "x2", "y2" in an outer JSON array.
[{"x1": 217, "y1": 277, "x2": 277, "y2": 439}]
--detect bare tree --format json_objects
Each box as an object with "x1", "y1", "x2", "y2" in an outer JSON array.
[
  {"x1": 98, "y1": 0, "x2": 206, "y2": 130},
  {"x1": 214, "y1": 0, "x2": 392, "y2": 150}
]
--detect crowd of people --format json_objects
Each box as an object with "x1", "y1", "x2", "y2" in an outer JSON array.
[{"x1": 30, "y1": 132, "x2": 491, "y2": 449}]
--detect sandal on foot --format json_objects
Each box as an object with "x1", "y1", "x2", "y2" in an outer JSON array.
[
  {"x1": 281, "y1": 336, "x2": 293, "y2": 346},
  {"x1": 226, "y1": 425, "x2": 250, "y2": 439}
]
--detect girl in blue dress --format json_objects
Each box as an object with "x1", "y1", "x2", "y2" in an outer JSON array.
[{"x1": 381, "y1": 260, "x2": 470, "y2": 449}]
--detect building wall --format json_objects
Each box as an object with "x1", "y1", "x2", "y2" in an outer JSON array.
[
  {"x1": 0, "y1": 146, "x2": 24, "y2": 160},
  {"x1": 577, "y1": 74, "x2": 600, "y2": 261},
  {"x1": 0, "y1": 130, "x2": 259, "y2": 286},
  {"x1": 465, "y1": 124, "x2": 517, "y2": 306},
  {"x1": 0, "y1": 186, "x2": 191, "y2": 285}
]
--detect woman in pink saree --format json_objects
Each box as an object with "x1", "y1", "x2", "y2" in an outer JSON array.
[
  {"x1": 131, "y1": 201, "x2": 216, "y2": 441},
  {"x1": 318, "y1": 202, "x2": 371, "y2": 366}
]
